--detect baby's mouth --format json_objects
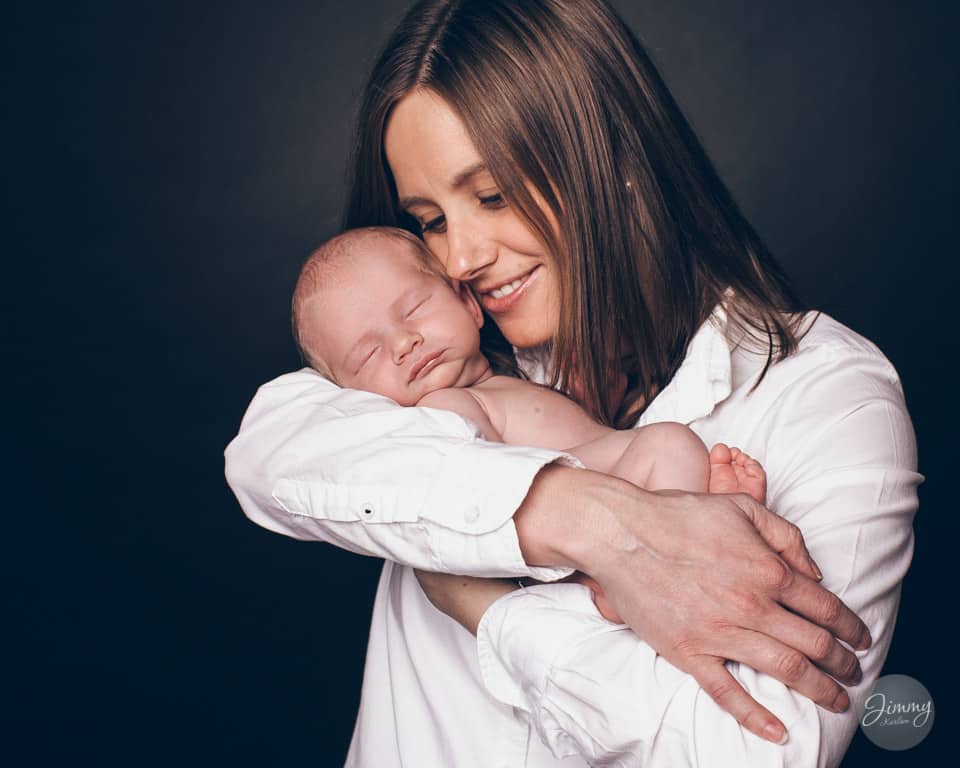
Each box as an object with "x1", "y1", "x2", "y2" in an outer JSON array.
[{"x1": 408, "y1": 349, "x2": 445, "y2": 382}]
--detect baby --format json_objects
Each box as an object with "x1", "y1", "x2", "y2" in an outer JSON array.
[{"x1": 292, "y1": 227, "x2": 766, "y2": 505}]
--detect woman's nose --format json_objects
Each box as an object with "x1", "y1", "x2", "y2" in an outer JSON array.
[
  {"x1": 392, "y1": 329, "x2": 423, "y2": 364},
  {"x1": 444, "y1": 221, "x2": 497, "y2": 282}
]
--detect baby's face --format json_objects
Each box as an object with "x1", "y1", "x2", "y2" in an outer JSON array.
[{"x1": 301, "y1": 239, "x2": 490, "y2": 405}]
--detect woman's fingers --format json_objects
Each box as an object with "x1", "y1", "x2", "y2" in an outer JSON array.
[
  {"x1": 777, "y1": 572, "x2": 872, "y2": 652},
  {"x1": 704, "y1": 626, "x2": 853, "y2": 715},
  {"x1": 579, "y1": 487, "x2": 872, "y2": 741},
  {"x1": 689, "y1": 659, "x2": 787, "y2": 744},
  {"x1": 725, "y1": 493, "x2": 871, "y2": 652},
  {"x1": 757, "y1": 599, "x2": 863, "y2": 685},
  {"x1": 730, "y1": 493, "x2": 823, "y2": 582}
]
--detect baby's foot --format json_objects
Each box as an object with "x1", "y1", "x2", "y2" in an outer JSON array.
[{"x1": 708, "y1": 443, "x2": 767, "y2": 503}]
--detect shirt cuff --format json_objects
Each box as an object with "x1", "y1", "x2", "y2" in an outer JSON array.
[
  {"x1": 424, "y1": 442, "x2": 582, "y2": 580},
  {"x1": 477, "y1": 583, "x2": 633, "y2": 760},
  {"x1": 476, "y1": 582, "x2": 621, "y2": 711}
]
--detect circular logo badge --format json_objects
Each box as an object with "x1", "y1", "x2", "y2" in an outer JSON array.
[{"x1": 859, "y1": 674, "x2": 934, "y2": 751}]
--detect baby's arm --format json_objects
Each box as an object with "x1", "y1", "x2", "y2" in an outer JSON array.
[
  {"x1": 480, "y1": 379, "x2": 714, "y2": 495},
  {"x1": 418, "y1": 388, "x2": 503, "y2": 442}
]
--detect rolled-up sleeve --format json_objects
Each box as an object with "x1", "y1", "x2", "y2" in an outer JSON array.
[
  {"x1": 224, "y1": 368, "x2": 575, "y2": 579},
  {"x1": 476, "y1": 345, "x2": 921, "y2": 766}
]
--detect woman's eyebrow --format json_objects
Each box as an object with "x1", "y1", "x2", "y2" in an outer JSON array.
[{"x1": 398, "y1": 162, "x2": 489, "y2": 209}]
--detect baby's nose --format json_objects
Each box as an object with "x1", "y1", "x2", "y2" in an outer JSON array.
[{"x1": 393, "y1": 331, "x2": 422, "y2": 363}]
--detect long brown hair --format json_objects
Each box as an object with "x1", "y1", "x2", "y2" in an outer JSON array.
[{"x1": 345, "y1": 0, "x2": 807, "y2": 427}]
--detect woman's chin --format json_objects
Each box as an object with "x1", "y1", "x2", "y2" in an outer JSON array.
[{"x1": 498, "y1": 318, "x2": 557, "y2": 351}]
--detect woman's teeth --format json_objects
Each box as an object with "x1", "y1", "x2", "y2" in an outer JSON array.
[{"x1": 488, "y1": 276, "x2": 525, "y2": 299}]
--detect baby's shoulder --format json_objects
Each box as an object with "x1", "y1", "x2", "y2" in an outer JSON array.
[{"x1": 472, "y1": 374, "x2": 551, "y2": 398}]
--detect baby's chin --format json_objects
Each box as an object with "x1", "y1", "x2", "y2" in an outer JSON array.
[
  {"x1": 391, "y1": 391, "x2": 422, "y2": 407},
  {"x1": 383, "y1": 382, "x2": 444, "y2": 407},
  {"x1": 405, "y1": 366, "x2": 466, "y2": 406}
]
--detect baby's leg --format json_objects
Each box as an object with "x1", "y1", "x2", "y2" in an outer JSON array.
[
  {"x1": 566, "y1": 429, "x2": 641, "y2": 476},
  {"x1": 617, "y1": 422, "x2": 712, "y2": 491},
  {"x1": 569, "y1": 422, "x2": 710, "y2": 492}
]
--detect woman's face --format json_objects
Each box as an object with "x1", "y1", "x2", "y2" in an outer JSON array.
[{"x1": 384, "y1": 89, "x2": 561, "y2": 349}]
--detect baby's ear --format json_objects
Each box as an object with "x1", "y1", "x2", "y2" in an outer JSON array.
[{"x1": 453, "y1": 279, "x2": 484, "y2": 329}]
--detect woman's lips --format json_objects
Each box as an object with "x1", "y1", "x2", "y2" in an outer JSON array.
[{"x1": 479, "y1": 266, "x2": 541, "y2": 314}]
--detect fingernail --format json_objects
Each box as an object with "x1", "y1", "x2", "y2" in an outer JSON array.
[
  {"x1": 810, "y1": 560, "x2": 823, "y2": 581},
  {"x1": 857, "y1": 629, "x2": 872, "y2": 651},
  {"x1": 833, "y1": 690, "x2": 850, "y2": 712},
  {"x1": 763, "y1": 723, "x2": 788, "y2": 745}
]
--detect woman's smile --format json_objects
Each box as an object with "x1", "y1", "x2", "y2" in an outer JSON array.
[{"x1": 476, "y1": 265, "x2": 542, "y2": 314}]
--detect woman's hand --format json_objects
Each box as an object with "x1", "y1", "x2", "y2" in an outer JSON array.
[{"x1": 514, "y1": 465, "x2": 871, "y2": 745}]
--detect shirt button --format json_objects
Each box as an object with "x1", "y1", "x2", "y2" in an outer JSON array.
[
  {"x1": 464, "y1": 505, "x2": 480, "y2": 523},
  {"x1": 360, "y1": 503, "x2": 375, "y2": 520}
]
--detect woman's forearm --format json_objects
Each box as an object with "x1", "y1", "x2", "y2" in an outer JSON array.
[
  {"x1": 512, "y1": 463, "x2": 637, "y2": 572},
  {"x1": 414, "y1": 570, "x2": 518, "y2": 635},
  {"x1": 224, "y1": 369, "x2": 575, "y2": 578}
]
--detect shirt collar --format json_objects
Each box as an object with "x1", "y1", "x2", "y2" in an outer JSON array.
[
  {"x1": 635, "y1": 304, "x2": 733, "y2": 427},
  {"x1": 514, "y1": 343, "x2": 552, "y2": 386}
]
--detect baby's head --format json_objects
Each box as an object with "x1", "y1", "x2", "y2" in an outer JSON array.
[{"x1": 292, "y1": 227, "x2": 491, "y2": 405}]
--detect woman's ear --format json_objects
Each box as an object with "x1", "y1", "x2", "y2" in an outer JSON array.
[{"x1": 454, "y1": 280, "x2": 484, "y2": 329}]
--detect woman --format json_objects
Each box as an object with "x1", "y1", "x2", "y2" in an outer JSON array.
[{"x1": 225, "y1": 1, "x2": 919, "y2": 765}]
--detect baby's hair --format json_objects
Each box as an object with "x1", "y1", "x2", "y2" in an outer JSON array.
[{"x1": 291, "y1": 226, "x2": 448, "y2": 381}]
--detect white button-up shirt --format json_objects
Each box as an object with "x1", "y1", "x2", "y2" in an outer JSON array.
[{"x1": 224, "y1": 310, "x2": 920, "y2": 767}]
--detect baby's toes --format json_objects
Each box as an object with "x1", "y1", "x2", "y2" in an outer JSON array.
[{"x1": 710, "y1": 443, "x2": 732, "y2": 465}]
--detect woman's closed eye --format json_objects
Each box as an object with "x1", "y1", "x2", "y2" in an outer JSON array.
[
  {"x1": 420, "y1": 214, "x2": 446, "y2": 235},
  {"x1": 413, "y1": 193, "x2": 504, "y2": 235},
  {"x1": 478, "y1": 192, "x2": 505, "y2": 208}
]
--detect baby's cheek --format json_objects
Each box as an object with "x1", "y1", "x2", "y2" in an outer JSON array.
[{"x1": 384, "y1": 376, "x2": 419, "y2": 407}]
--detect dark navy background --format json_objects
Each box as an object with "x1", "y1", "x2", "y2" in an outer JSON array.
[{"x1": 11, "y1": 1, "x2": 954, "y2": 765}]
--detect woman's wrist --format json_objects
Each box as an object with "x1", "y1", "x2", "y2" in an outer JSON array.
[{"x1": 513, "y1": 463, "x2": 648, "y2": 576}]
